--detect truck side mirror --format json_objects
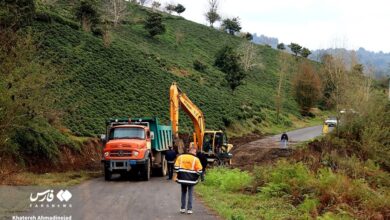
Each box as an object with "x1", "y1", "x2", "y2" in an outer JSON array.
[
  {"x1": 150, "y1": 131, "x2": 155, "y2": 140},
  {"x1": 100, "y1": 134, "x2": 106, "y2": 142}
]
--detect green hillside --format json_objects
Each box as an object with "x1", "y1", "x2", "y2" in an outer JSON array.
[{"x1": 31, "y1": 2, "x2": 303, "y2": 138}]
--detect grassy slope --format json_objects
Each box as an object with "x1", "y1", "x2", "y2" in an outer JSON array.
[{"x1": 34, "y1": 3, "x2": 306, "y2": 138}]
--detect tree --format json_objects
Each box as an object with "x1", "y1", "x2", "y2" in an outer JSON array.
[
  {"x1": 275, "y1": 53, "x2": 290, "y2": 120},
  {"x1": 293, "y1": 62, "x2": 322, "y2": 115},
  {"x1": 300, "y1": 47, "x2": 311, "y2": 58},
  {"x1": 165, "y1": 4, "x2": 175, "y2": 14},
  {"x1": 144, "y1": 12, "x2": 165, "y2": 37},
  {"x1": 151, "y1": 1, "x2": 161, "y2": 11},
  {"x1": 174, "y1": 4, "x2": 185, "y2": 15},
  {"x1": 222, "y1": 17, "x2": 241, "y2": 35},
  {"x1": 238, "y1": 41, "x2": 259, "y2": 72},
  {"x1": 320, "y1": 53, "x2": 348, "y2": 111},
  {"x1": 277, "y1": 43, "x2": 285, "y2": 50},
  {"x1": 242, "y1": 32, "x2": 253, "y2": 41},
  {"x1": 0, "y1": 0, "x2": 35, "y2": 29},
  {"x1": 103, "y1": 0, "x2": 128, "y2": 27},
  {"x1": 205, "y1": 0, "x2": 220, "y2": 27},
  {"x1": 288, "y1": 43, "x2": 302, "y2": 56},
  {"x1": 75, "y1": 0, "x2": 100, "y2": 32},
  {"x1": 215, "y1": 46, "x2": 245, "y2": 91}
]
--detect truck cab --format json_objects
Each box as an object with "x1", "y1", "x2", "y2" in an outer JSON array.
[{"x1": 101, "y1": 118, "x2": 172, "y2": 181}]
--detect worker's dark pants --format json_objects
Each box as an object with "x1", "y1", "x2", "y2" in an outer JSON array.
[
  {"x1": 167, "y1": 162, "x2": 174, "y2": 179},
  {"x1": 200, "y1": 168, "x2": 206, "y2": 181},
  {"x1": 181, "y1": 184, "x2": 194, "y2": 210}
]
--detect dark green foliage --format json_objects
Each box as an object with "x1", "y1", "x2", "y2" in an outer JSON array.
[
  {"x1": 277, "y1": 43, "x2": 285, "y2": 50},
  {"x1": 222, "y1": 17, "x2": 241, "y2": 35},
  {"x1": 288, "y1": 42, "x2": 302, "y2": 56},
  {"x1": 91, "y1": 26, "x2": 103, "y2": 36},
  {"x1": 165, "y1": 4, "x2": 175, "y2": 14},
  {"x1": 0, "y1": 0, "x2": 35, "y2": 29},
  {"x1": 75, "y1": 0, "x2": 100, "y2": 31},
  {"x1": 174, "y1": 4, "x2": 185, "y2": 15},
  {"x1": 193, "y1": 59, "x2": 207, "y2": 72},
  {"x1": 144, "y1": 12, "x2": 165, "y2": 37},
  {"x1": 35, "y1": 10, "x2": 79, "y2": 29},
  {"x1": 11, "y1": 118, "x2": 76, "y2": 162},
  {"x1": 300, "y1": 47, "x2": 311, "y2": 58},
  {"x1": 243, "y1": 32, "x2": 253, "y2": 41},
  {"x1": 215, "y1": 46, "x2": 245, "y2": 91}
]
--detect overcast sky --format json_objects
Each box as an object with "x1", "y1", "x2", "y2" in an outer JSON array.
[{"x1": 156, "y1": 0, "x2": 390, "y2": 53}]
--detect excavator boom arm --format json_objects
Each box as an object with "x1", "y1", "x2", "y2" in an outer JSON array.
[{"x1": 170, "y1": 82, "x2": 205, "y2": 150}]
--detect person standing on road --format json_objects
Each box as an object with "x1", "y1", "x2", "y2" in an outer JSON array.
[
  {"x1": 174, "y1": 147, "x2": 203, "y2": 214},
  {"x1": 196, "y1": 151, "x2": 208, "y2": 181},
  {"x1": 165, "y1": 146, "x2": 177, "y2": 180},
  {"x1": 280, "y1": 132, "x2": 289, "y2": 148},
  {"x1": 322, "y1": 123, "x2": 329, "y2": 135}
]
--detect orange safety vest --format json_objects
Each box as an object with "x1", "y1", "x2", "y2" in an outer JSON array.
[{"x1": 174, "y1": 154, "x2": 203, "y2": 185}]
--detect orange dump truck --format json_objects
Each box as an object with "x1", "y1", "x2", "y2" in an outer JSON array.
[{"x1": 101, "y1": 117, "x2": 172, "y2": 181}]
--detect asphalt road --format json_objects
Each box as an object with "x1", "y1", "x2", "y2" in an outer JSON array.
[
  {"x1": 23, "y1": 176, "x2": 218, "y2": 220},
  {"x1": 269, "y1": 125, "x2": 324, "y2": 143},
  {"x1": 8, "y1": 126, "x2": 325, "y2": 220},
  {"x1": 241, "y1": 125, "x2": 324, "y2": 150}
]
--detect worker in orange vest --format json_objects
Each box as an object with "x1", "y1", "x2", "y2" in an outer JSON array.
[
  {"x1": 323, "y1": 123, "x2": 329, "y2": 134},
  {"x1": 174, "y1": 147, "x2": 203, "y2": 215}
]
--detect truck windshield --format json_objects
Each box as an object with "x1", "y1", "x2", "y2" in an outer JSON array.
[{"x1": 109, "y1": 127, "x2": 145, "y2": 140}]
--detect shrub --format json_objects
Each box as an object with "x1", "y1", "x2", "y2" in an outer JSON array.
[
  {"x1": 92, "y1": 26, "x2": 103, "y2": 36},
  {"x1": 10, "y1": 118, "x2": 75, "y2": 162},
  {"x1": 144, "y1": 12, "x2": 165, "y2": 37},
  {"x1": 193, "y1": 59, "x2": 207, "y2": 72},
  {"x1": 205, "y1": 167, "x2": 253, "y2": 192},
  {"x1": 298, "y1": 197, "x2": 319, "y2": 218},
  {"x1": 260, "y1": 160, "x2": 313, "y2": 198}
]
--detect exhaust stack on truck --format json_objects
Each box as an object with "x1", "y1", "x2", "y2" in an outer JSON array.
[{"x1": 101, "y1": 117, "x2": 172, "y2": 181}]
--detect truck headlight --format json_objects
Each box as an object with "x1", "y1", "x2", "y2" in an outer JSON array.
[
  {"x1": 133, "y1": 151, "x2": 139, "y2": 157},
  {"x1": 104, "y1": 152, "x2": 110, "y2": 157}
]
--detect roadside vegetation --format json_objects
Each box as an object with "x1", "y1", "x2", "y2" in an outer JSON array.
[
  {"x1": 0, "y1": 171, "x2": 101, "y2": 186},
  {"x1": 198, "y1": 48, "x2": 390, "y2": 219},
  {"x1": 199, "y1": 95, "x2": 389, "y2": 219}
]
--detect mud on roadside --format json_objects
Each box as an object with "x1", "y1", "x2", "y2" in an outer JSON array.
[
  {"x1": 0, "y1": 138, "x2": 102, "y2": 185},
  {"x1": 230, "y1": 134, "x2": 293, "y2": 170}
]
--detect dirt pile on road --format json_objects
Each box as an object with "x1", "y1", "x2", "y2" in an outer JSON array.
[{"x1": 231, "y1": 137, "x2": 292, "y2": 170}]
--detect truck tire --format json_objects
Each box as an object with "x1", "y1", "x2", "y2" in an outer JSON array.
[
  {"x1": 141, "y1": 158, "x2": 151, "y2": 181},
  {"x1": 104, "y1": 165, "x2": 112, "y2": 181},
  {"x1": 156, "y1": 155, "x2": 168, "y2": 177}
]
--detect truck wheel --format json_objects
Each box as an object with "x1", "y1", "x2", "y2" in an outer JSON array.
[
  {"x1": 141, "y1": 158, "x2": 151, "y2": 181},
  {"x1": 104, "y1": 166, "x2": 112, "y2": 181},
  {"x1": 159, "y1": 155, "x2": 168, "y2": 177}
]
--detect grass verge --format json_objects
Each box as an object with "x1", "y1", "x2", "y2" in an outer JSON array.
[
  {"x1": 197, "y1": 160, "x2": 390, "y2": 220},
  {"x1": 0, "y1": 170, "x2": 101, "y2": 187}
]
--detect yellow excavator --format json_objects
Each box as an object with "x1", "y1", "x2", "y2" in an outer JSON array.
[{"x1": 170, "y1": 82, "x2": 233, "y2": 165}]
